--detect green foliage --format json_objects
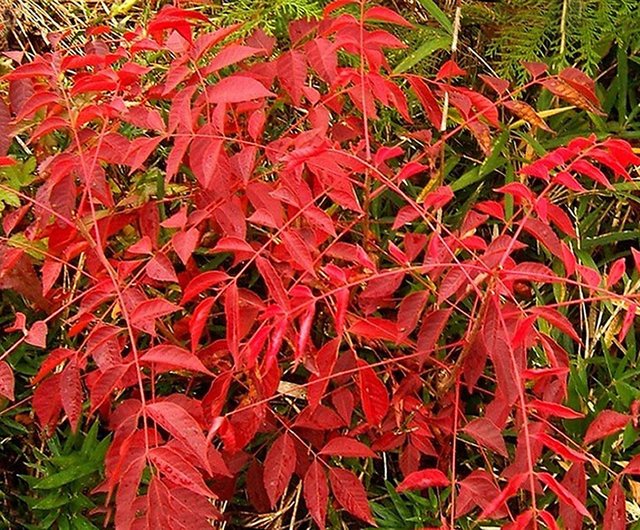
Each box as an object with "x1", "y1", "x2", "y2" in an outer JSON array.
[
  {"x1": 18, "y1": 423, "x2": 109, "y2": 529},
  {"x1": 461, "y1": 0, "x2": 640, "y2": 80}
]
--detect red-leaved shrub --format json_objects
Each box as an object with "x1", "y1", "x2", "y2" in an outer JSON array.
[{"x1": 0, "y1": 1, "x2": 639, "y2": 528}]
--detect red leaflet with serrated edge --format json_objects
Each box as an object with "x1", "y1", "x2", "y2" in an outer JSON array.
[
  {"x1": 329, "y1": 468, "x2": 374, "y2": 524},
  {"x1": 146, "y1": 401, "x2": 212, "y2": 474},
  {"x1": 304, "y1": 461, "x2": 329, "y2": 530},
  {"x1": 263, "y1": 433, "x2": 296, "y2": 507}
]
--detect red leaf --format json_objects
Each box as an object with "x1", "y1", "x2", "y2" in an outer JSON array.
[
  {"x1": 604, "y1": 480, "x2": 626, "y2": 530},
  {"x1": 145, "y1": 253, "x2": 179, "y2": 283},
  {"x1": 623, "y1": 454, "x2": 640, "y2": 475},
  {"x1": 149, "y1": 446, "x2": 215, "y2": 498},
  {"x1": 607, "y1": 258, "x2": 626, "y2": 288},
  {"x1": 146, "y1": 401, "x2": 211, "y2": 474},
  {"x1": 463, "y1": 418, "x2": 508, "y2": 457},
  {"x1": 278, "y1": 50, "x2": 307, "y2": 105},
  {"x1": 130, "y1": 299, "x2": 181, "y2": 335},
  {"x1": 536, "y1": 433, "x2": 587, "y2": 463},
  {"x1": 256, "y1": 257, "x2": 290, "y2": 309},
  {"x1": 528, "y1": 399, "x2": 584, "y2": 420},
  {"x1": 204, "y1": 45, "x2": 262, "y2": 74},
  {"x1": 320, "y1": 437, "x2": 376, "y2": 459},
  {"x1": 357, "y1": 359, "x2": 389, "y2": 426},
  {"x1": 33, "y1": 374, "x2": 62, "y2": 432},
  {"x1": 523, "y1": 61, "x2": 548, "y2": 78},
  {"x1": 584, "y1": 410, "x2": 631, "y2": 445},
  {"x1": 206, "y1": 75, "x2": 275, "y2": 104},
  {"x1": 172, "y1": 227, "x2": 200, "y2": 265},
  {"x1": 126, "y1": 136, "x2": 163, "y2": 173},
  {"x1": 396, "y1": 468, "x2": 449, "y2": 492},
  {"x1": 521, "y1": 217, "x2": 564, "y2": 257},
  {"x1": 0, "y1": 99, "x2": 12, "y2": 156},
  {"x1": 483, "y1": 297, "x2": 519, "y2": 406},
  {"x1": 225, "y1": 282, "x2": 240, "y2": 366},
  {"x1": 364, "y1": 6, "x2": 413, "y2": 27},
  {"x1": 25, "y1": 320, "x2": 47, "y2": 348},
  {"x1": 537, "y1": 472, "x2": 592, "y2": 520},
  {"x1": 349, "y1": 317, "x2": 398, "y2": 342},
  {"x1": 416, "y1": 309, "x2": 451, "y2": 364},
  {"x1": 281, "y1": 230, "x2": 316, "y2": 276},
  {"x1": 560, "y1": 462, "x2": 587, "y2": 530},
  {"x1": 141, "y1": 344, "x2": 212, "y2": 375},
  {"x1": 0, "y1": 361, "x2": 15, "y2": 401},
  {"x1": 329, "y1": 468, "x2": 374, "y2": 524},
  {"x1": 181, "y1": 271, "x2": 229, "y2": 304},
  {"x1": 436, "y1": 60, "x2": 466, "y2": 80},
  {"x1": 263, "y1": 433, "x2": 296, "y2": 507},
  {"x1": 407, "y1": 76, "x2": 442, "y2": 128},
  {"x1": 306, "y1": 38, "x2": 338, "y2": 84},
  {"x1": 304, "y1": 461, "x2": 329, "y2": 530},
  {"x1": 60, "y1": 361, "x2": 82, "y2": 432},
  {"x1": 479, "y1": 473, "x2": 528, "y2": 518},
  {"x1": 397, "y1": 290, "x2": 429, "y2": 338}
]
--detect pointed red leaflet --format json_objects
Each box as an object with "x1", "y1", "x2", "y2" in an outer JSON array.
[
  {"x1": 584, "y1": 410, "x2": 631, "y2": 445},
  {"x1": 603, "y1": 480, "x2": 626, "y2": 530},
  {"x1": 263, "y1": 433, "x2": 296, "y2": 507},
  {"x1": 145, "y1": 401, "x2": 212, "y2": 474},
  {"x1": 130, "y1": 299, "x2": 181, "y2": 335},
  {"x1": 304, "y1": 461, "x2": 328, "y2": 530},
  {"x1": 396, "y1": 469, "x2": 449, "y2": 492},
  {"x1": 60, "y1": 361, "x2": 82, "y2": 432},
  {"x1": 148, "y1": 447, "x2": 215, "y2": 499},
  {"x1": 463, "y1": 418, "x2": 508, "y2": 457},
  {"x1": 356, "y1": 359, "x2": 389, "y2": 427},
  {"x1": 329, "y1": 468, "x2": 374, "y2": 525},
  {"x1": 537, "y1": 472, "x2": 592, "y2": 520},
  {"x1": 319, "y1": 437, "x2": 377, "y2": 459},
  {"x1": 206, "y1": 76, "x2": 275, "y2": 104},
  {"x1": 140, "y1": 345, "x2": 212, "y2": 375},
  {"x1": 479, "y1": 473, "x2": 528, "y2": 519},
  {"x1": 225, "y1": 282, "x2": 240, "y2": 366}
]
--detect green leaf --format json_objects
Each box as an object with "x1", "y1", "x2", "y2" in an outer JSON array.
[
  {"x1": 32, "y1": 493, "x2": 71, "y2": 510},
  {"x1": 394, "y1": 35, "x2": 451, "y2": 73},
  {"x1": 72, "y1": 515, "x2": 100, "y2": 530},
  {"x1": 415, "y1": 0, "x2": 453, "y2": 33},
  {"x1": 34, "y1": 463, "x2": 98, "y2": 489}
]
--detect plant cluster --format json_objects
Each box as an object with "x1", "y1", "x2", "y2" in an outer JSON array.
[{"x1": 0, "y1": 1, "x2": 640, "y2": 528}]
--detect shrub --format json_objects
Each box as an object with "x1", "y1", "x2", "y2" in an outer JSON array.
[{"x1": 0, "y1": 1, "x2": 639, "y2": 528}]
